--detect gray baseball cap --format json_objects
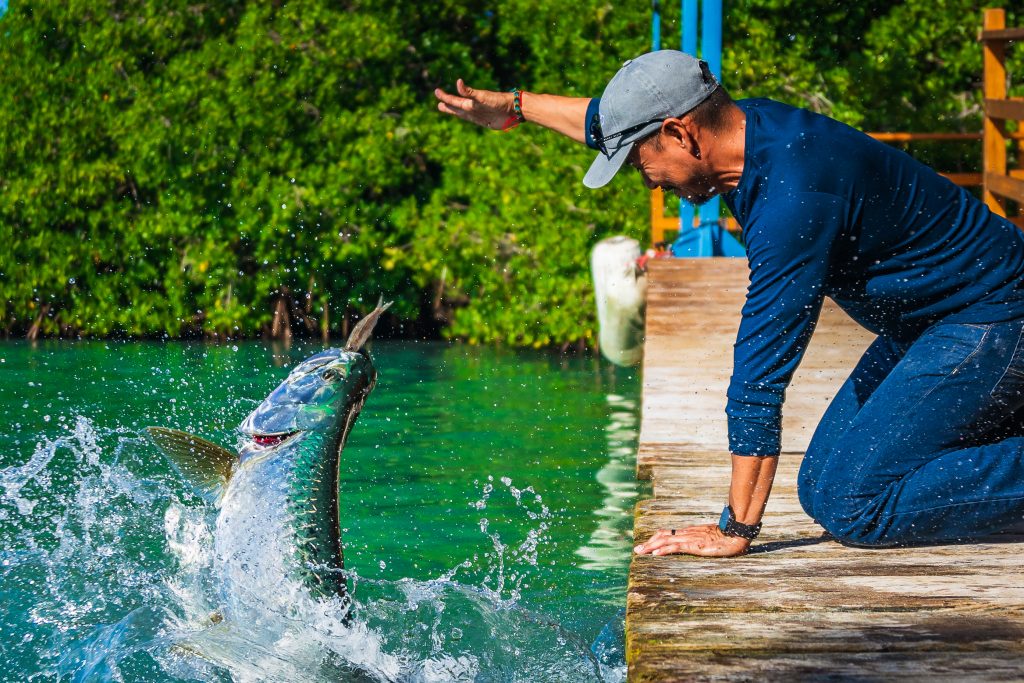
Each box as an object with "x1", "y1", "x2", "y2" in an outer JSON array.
[{"x1": 583, "y1": 50, "x2": 719, "y2": 189}]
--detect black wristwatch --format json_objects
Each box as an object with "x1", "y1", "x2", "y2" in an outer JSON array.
[{"x1": 718, "y1": 504, "x2": 761, "y2": 540}]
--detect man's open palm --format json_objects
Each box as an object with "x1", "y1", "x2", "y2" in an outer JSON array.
[{"x1": 434, "y1": 79, "x2": 514, "y2": 130}]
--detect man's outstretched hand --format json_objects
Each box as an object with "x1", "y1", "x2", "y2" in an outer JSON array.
[
  {"x1": 634, "y1": 524, "x2": 750, "y2": 557},
  {"x1": 434, "y1": 79, "x2": 516, "y2": 130}
]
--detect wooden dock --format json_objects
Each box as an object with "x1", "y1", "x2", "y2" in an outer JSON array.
[{"x1": 626, "y1": 258, "x2": 1024, "y2": 681}]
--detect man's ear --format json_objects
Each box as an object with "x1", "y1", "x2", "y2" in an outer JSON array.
[{"x1": 662, "y1": 117, "x2": 700, "y2": 158}]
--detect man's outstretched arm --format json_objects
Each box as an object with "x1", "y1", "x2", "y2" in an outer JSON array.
[{"x1": 434, "y1": 79, "x2": 593, "y2": 145}]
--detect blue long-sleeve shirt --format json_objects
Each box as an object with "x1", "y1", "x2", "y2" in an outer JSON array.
[{"x1": 588, "y1": 97, "x2": 1024, "y2": 455}]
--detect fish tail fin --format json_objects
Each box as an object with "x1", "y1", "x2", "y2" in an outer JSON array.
[{"x1": 344, "y1": 297, "x2": 393, "y2": 352}]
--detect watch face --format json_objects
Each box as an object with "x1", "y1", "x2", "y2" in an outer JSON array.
[{"x1": 718, "y1": 505, "x2": 730, "y2": 532}]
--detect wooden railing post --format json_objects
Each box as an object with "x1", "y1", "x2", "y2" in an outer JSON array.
[{"x1": 983, "y1": 8, "x2": 1008, "y2": 216}]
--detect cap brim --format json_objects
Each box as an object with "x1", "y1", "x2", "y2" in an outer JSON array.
[{"x1": 583, "y1": 144, "x2": 631, "y2": 189}]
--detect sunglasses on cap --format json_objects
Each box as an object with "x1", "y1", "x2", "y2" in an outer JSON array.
[{"x1": 590, "y1": 117, "x2": 666, "y2": 158}]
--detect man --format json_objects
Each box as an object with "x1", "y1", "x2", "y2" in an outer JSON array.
[{"x1": 435, "y1": 51, "x2": 1024, "y2": 557}]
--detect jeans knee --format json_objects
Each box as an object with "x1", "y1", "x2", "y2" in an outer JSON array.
[
  {"x1": 797, "y1": 442, "x2": 835, "y2": 521},
  {"x1": 796, "y1": 469, "x2": 818, "y2": 519},
  {"x1": 810, "y1": 481, "x2": 887, "y2": 546},
  {"x1": 815, "y1": 508, "x2": 879, "y2": 545}
]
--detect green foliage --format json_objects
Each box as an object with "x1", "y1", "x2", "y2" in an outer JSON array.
[{"x1": 0, "y1": 0, "x2": 1019, "y2": 345}]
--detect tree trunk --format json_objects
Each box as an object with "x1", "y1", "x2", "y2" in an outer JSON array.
[
  {"x1": 321, "y1": 299, "x2": 330, "y2": 343},
  {"x1": 27, "y1": 303, "x2": 50, "y2": 341},
  {"x1": 302, "y1": 275, "x2": 318, "y2": 334},
  {"x1": 270, "y1": 294, "x2": 292, "y2": 344}
]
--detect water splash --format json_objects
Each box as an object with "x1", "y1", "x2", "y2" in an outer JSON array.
[
  {"x1": 0, "y1": 416, "x2": 615, "y2": 682},
  {"x1": 1, "y1": 415, "x2": 178, "y2": 681},
  {"x1": 156, "y1": 469, "x2": 602, "y2": 682},
  {"x1": 465, "y1": 475, "x2": 553, "y2": 604}
]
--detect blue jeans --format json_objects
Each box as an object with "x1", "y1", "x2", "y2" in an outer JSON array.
[{"x1": 798, "y1": 319, "x2": 1024, "y2": 546}]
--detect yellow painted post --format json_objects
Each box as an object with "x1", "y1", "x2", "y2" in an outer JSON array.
[
  {"x1": 650, "y1": 188, "x2": 666, "y2": 246},
  {"x1": 649, "y1": 188, "x2": 684, "y2": 247},
  {"x1": 983, "y1": 8, "x2": 1008, "y2": 216}
]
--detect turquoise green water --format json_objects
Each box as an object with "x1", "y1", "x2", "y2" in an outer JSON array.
[{"x1": 0, "y1": 340, "x2": 640, "y2": 681}]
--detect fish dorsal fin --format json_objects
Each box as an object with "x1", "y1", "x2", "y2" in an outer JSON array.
[
  {"x1": 146, "y1": 427, "x2": 237, "y2": 504},
  {"x1": 344, "y1": 297, "x2": 393, "y2": 352}
]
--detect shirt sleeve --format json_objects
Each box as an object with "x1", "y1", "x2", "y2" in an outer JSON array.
[
  {"x1": 584, "y1": 98, "x2": 602, "y2": 150},
  {"x1": 727, "y1": 192, "x2": 849, "y2": 456}
]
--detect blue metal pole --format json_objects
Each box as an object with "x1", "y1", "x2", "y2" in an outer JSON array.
[
  {"x1": 701, "y1": 0, "x2": 722, "y2": 78},
  {"x1": 669, "y1": 0, "x2": 743, "y2": 257},
  {"x1": 651, "y1": 1, "x2": 662, "y2": 51},
  {"x1": 682, "y1": 0, "x2": 698, "y2": 56},
  {"x1": 698, "y1": 0, "x2": 722, "y2": 232},
  {"x1": 678, "y1": 0, "x2": 699, "y2": 240}
]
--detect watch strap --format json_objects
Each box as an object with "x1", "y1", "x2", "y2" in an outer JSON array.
[{"x1": 718, "y1": 504, "x2": 761, "y2": 540}]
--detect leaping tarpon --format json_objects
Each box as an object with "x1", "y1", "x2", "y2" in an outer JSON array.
[{"x1": 147, "y1": 300, "x2": 391, "y2": 618}]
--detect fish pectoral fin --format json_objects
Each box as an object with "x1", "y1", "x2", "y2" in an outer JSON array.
[{"x1": 146, "y1": 427, "x2": 237, "y2": 504}]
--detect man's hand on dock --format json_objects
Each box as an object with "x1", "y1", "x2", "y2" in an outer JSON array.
[{"x1": 634, "y1": 525, "x2": 750, "y2": 557}]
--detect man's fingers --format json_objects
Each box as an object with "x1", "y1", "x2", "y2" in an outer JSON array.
[
  {"x1": 456, "y1": 78, "x2": 473, "y2": 97},
  {"x1": 437, "y1": 101, "x2": 473, "y2": 122},
  {"x1": 644, "y1": 535, "x2": 707, "y2": 556},
  {"x1": 651, "y1": 541, "x2": 703, "y2": 556},
  {"x1": 641, "y1": 535, "x2": 730, "y2": 557},
  {"x1": 635, "y1": 529, "x2": 703, "y2": 553},
  {"x1": 434, "y1": 88, "x2": 474, "y2": 112},
  {"x1": 647, "y1": 525, "x2": 711, "y2": 541}
]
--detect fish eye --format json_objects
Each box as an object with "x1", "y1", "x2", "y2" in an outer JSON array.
[{"x1": 320, "y1": 367, "x2": 345, "y2": 381}]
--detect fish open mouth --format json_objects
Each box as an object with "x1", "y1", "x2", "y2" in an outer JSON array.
[{"x1": 251, "y1": 432, "x2": 298, "y2": 448}]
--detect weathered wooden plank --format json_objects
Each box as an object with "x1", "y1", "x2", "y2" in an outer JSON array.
[
  {"x1": 637, "y1": 443, "x2": 805, "y2": 480},
  {"x1": 629, "y1": 651, "x2": 1024, "y2": 683},
  {"x1": 628, "y1": 572, "x2": 1024, "y2": 612},
  {"x1": 629, "y1": 610, "x2": 1024, "y2": 653}
]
